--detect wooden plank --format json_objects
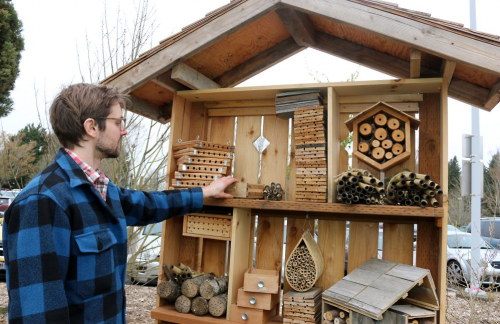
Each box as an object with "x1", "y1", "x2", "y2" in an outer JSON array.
[
  {"x1": 316, "y1": 219, "x2": 346, "y2": 290},
  {"x1": 171, "y1": 63, "x2": 221, "y2": 90},
  {"x1": 389, "y1": 304, "x2": 436, "y2": 317},
  {"x1": 205, "y1": 99, "x2": 275, "y2": 108},
  {"x1": 275, "y1": 7, "x2": 316, "y2": 47},
  {"x1": 344, "y1": 268, "x2": 382, "y2": 286},
  {"x1": 283, "y1": 218, "x2": 301, "y2": 294},
  {"x1": 188, "y1": 102, "x2": 208, "y2": 140},
  {"x1": 410, "y1": 49, "x2": 421, "y2": 78},
  {"x1": 152, "y1": 304, "x2": 234, "y2": 324},
  {"x1": 208, "y1": 107, "x2": 275, "y2": 117},
  {"x1": 207, "y1": 117, "x2": 235, "y2": 146},
  {"x1": 339, "y1": 94, "x2": 423, "y2": 104},
  {"x1": 340, "y1": 102, "x2": 419, "y2": 113},
  {"x1": 126, "y1": 94, "x2": 166, "y2": 124},
  {"x1": 347, "y1": 222, "x2": 379, "y2": 273},
  {"x1": 202, "y1": 239, "x2": 226, "y2": 276},
  {"x1": 289, "y1": 121, "x2": 296, "y2": 202},
  {"x1": 226, "y1": 208, "x2": 251, "y2": 320},
  {"x1": 153, "y1": 69, "x2": 189, "y2": 93},
  {"x1": 382, "y1": 223, "x2": 414, "y2": 265},
  {"x1": 284, "y1": 0, "x2": 500, "y2": 75},
  {"x1": 104, "y1": 0, "x2": 281, "y2": 93},
  {"x1": 370, "y1": 274, "x2": 415, "y2": 296},
  {"x1": 440, "y1": 60, "x2": 456, "y2": 90},
  {"x1": 215, "y1": 37, "x2": 304, "y2": 88},
  {"x1": 328, "y1": 87, "x2": 339, "y2": 203},
  {"x1": 416, "y1": 93, "x2": 440, "y2": 285},
  {"x1": 484, "y1": 79, "x2": 500, "y2": 110},
  {"x1": 324, "y1": 279, "x2": 366, "y2": 299}
]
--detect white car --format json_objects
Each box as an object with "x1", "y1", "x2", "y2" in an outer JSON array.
[
  {"x1": 128, "y1": 223, "x2": 162, "y2": 285},
  {"x1": 447, "y1": 229, "x2": 500, "y2": 286}
]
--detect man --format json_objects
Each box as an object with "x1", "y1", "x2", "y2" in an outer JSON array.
[{"x1": 3, "y1": 83, "x2": 237, "y2": 323}]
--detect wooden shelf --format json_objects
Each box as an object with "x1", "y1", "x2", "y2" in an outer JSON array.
[
  {"x1": 203, "y1": 199, "x2": 443, "y2": 219},
  {"x1": 151, "y1": 305, "x2": 283, "y2": 323}
]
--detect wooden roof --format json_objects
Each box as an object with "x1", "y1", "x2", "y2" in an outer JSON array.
[{"x1": 101, "y1": 0, "x2": 500, "y2": 123}]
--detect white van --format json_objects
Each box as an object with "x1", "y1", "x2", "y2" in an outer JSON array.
[{"x1": 127, "y1": 223, "x2": 162, "y2": 285}]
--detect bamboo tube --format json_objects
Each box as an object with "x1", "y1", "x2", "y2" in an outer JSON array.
[
  {"x1": 415, "y1": 173, "x2": 431, "y2": 181},
  {"x1": 348, "y1": 176, "x2": 359, "y2": 184},
  {"x1": 420, "y1": 200, "x2": 428, "y2": 208},
  {"x1": 374, "y1": 128, "x2": 388, "y2": 140},
  {"x1": 162, "y1": 264, "x2": 173, "y2": 281},
  {"x1": 425, "y1": 181, "x2": 436, "y2": 188},
  {"x1": 358, "y1": 182, "x2": 374, "y2": 192},
  {"x1": 424, "y1": 189, "x2": 436, "y2": 197},
  {"x1": 208, "y1": 293, "x2": 228, "y2": 317},
  {"x1": 191, "y1": 296, "x2": 209, "y2": 316},
  {"x1": 430, "y1": 198, "x2": 439, "y2": 208},
  {"x1": 402, "y1": 172, "x2": 416, "y2": 180},
  {"x1": 391, "y1": 129, "x2": 405, "y2": 142},
  {"x1": 362, "y1": 176, "x2": 376, "y2": 185},
  {"x1": 371, "y1": 139, "x2": 381, "y2": 148},
  {"x1": 374, "y1": 113, "x2": 387, "y2": 126},
  {"x1": 392, "y1": 143, "x2": 404, "y2": 155},
  {"x1": 381, "y1": 139, "x2": 393, "y2": 149},
  {"x1": 178, "y1": 262, "x2": 188, "y2": 270},
  {"x1": 351, "y1": 168, "x2": 370, "y2": 176},
  {"x1": 358, "y1": 142, "x2": 370, "y2": 153},
  {"x1": 385, "y1": 151, "x2": 393, "y2": 160},
  {"x1": 387, "y1": 117, "x2": 400, "y2": 130},
  {"x1": 171, "y1": 265, "x2": 183, "y2": 275},
  {"x1": 396, "y1": 180, "x2": 407, "y2": 188},
  {"x1": 175, "y1": 295, "x2": 192, "y2": 314},
  {"x1": 371, "y1": 147, "x2": 385, "y2": 161},
  {"x1": 359, "y1": 123, "x2": 373, "y2": 139}
]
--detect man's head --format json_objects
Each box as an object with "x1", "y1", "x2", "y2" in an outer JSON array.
[{"x1": 50, "y1": 83, "x2": 127, "y2": 149}]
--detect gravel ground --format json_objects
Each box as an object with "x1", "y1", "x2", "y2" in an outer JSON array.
[{"x1": 0, "y1": 281, "x2": 499, "y2": 323}]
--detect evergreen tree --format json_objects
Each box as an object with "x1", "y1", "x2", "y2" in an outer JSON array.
[
  {"x1": 17, "y1": 123, "x2": 47, "y2": 164},
  {"x1": 0, "y1": 0, "x2": 24, "y2": 117},
  {"x1": 448, "y1": 156, "x2": 461, "y2": 192}
]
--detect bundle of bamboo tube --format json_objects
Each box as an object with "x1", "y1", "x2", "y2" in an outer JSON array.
[
  {"x1": 357, "y1": 112, "x2": 407, "y2": 163},
  {"x1": 386, "y1": 171, "x2": 442, "y2": 208},
  {"x1": 333, "y1": 169, "x2": 385, "y2": 205},
  {"x1": 263, "y1": 182, "x2": 284, "y2": 201},
  {"x1": 323, "y1": 308, "x2": 351, "y2": 324}
]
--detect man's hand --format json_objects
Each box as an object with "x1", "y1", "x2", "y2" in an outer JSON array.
[{"x1": 202, "y1": 176, "x2": 238, "y2": 199}]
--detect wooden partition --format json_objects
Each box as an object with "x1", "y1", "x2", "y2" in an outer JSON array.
[{"x1": 154, "y1": 78, "x2": 447, "y2": 323}]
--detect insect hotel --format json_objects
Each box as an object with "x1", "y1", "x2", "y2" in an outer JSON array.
[{"x1": 101, "y1": 0, "x2": 500, "y2": 323}]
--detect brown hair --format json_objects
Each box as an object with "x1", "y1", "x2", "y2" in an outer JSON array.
[{"x1": 50, "y1": 83, "x2": 127, "y2": 148}]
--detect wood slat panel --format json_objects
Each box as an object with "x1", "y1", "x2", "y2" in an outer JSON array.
[
  {"x1": 130, "y1": 81, "x2": 174, "y2": 107},
  {"x1": 382, "y1": 223, "x2": 414, "y2": 265},
  {"x1": 202, "y1": 240, "x2": 227, "y2": 276},
  {"x1": 317, "y1": 220, "x2": 347, "y2": 290},
  {"x1": 347, "y1": 221, "x2": 379, "y2": 273},
  {"x1": 339, "y1": 114, "x2": 350, "y2": 174},
  {"x1": 207, "y1": 117, "x2": 236, "y2": 147},
  {"x1": 283, "y1": 218, "x2": 301, "y2": 294},
  {"x1": 416, "y1": 93, "x2": 441, "y2": 285},
  {"x1": 289, "y1": 118, "x2": 296, "y2": 201}
]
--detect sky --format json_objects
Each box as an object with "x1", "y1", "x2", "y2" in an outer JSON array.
[{"x1": 6, "y1": 0, "x2": 500, "y2": 166}]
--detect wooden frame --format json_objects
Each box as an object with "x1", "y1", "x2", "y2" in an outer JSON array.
[{"x1": 154, "y1": 78, "x2": 447, "y2": 324}]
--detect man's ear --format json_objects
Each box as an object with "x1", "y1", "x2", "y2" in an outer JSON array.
[{"x1": 82, "y1": 118, "x2": 99, "y2": 139}]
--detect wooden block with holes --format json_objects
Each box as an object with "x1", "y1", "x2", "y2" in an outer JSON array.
[
  {"x1": 171, "y1": 179, "x2": 212, "y2": 188},
  {"x1": 172, "y1": 140, "x2": 234, "y2": 152},
  {"x1": 224, "y1": 182, "x2": 264, "y2": 199},
  {"x1": 283, "y1": 287, "x2": 322, "y2": 324},
  {"x1": 176, "y1": 155, "x2": 231, "y2": 167},
  {"x1": 178, "y1": 163, "x2": 227, "y2": 174},
  {"x1": 182, "y1": 213, "x2": 232, "y2": 241},
  {"x1": 173, "y1": 148, "x2": 234, "y2": 159}
]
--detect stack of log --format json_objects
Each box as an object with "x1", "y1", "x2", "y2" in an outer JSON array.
[
  {"x1": 386, "y1": 171, "x2": 443, "y2": 208},
  {"x1": 275, "y1": 89, "x2": 323, "y2": 118},
  {"x1": 333, "y1": 169, "x2": 385, "y2": 205},
  {"x1": 294, "y1": 106, "x2": 327, "y2": 202},
  {"x1": 263, "y1": 182, "x2": 284, "y2": 201},
  {"x1": 170, "y1": 140, "x2": 233, "y2": 189},
  {"x1": 157, "y1": 263, "x2": 229, "y2": 317},
  {"x1": 357, "y1": 112, "x2": 406, "y2": 163},
  {"x1": 323, "y1": 308, "x2": 351, "y2": 324},
  {"x1": 283, "y1": 287, "x2": 322, "y2": 324}
]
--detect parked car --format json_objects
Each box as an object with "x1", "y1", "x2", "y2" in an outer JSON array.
[
  {"x1": 128, "y1": 223, "x2": 162, "y2": 285},
  {"x1": 466, "y1": 218, "x2": 500, "y2": 249},
  {"x1": 447, "y1": 228, "x2": 500, "y2": 286}
]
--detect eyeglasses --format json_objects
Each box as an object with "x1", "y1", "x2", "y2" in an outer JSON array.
[{"x1": 95, "y1": 117, "x2": 127, "y2": 131}]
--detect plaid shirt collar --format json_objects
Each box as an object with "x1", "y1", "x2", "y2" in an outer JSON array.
[{"x1": 64, "y1": 148, "x2": 109, "y2": 201}]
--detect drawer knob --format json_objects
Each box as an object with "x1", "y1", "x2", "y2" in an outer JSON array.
[
  {"x1": 249, "y1": 297, "x2": 257, "y2": 305},
  {"x1": 257, "y1": 281, "x2": 265, "y2": 289},
  {"x1": 242, "y1": 313, "x2": 248, "y2": 320}
]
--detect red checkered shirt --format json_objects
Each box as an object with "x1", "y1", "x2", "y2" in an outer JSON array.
[{"x1": 64, "y1": 148, "x2": 109, "y2": 201}]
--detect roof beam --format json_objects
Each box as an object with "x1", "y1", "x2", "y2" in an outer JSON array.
[
  {"x1": 103, "y1": 0, "x2": 280, "y2": 93},
  {"x1": 171, "y1": 63, "x2": 220, "y2": 90},
  {"x1": 483, "y1": 79, "x2": 500, "y2": 110},
  {"x1": 313, "y1": 31, "x2": 491, "y2": 110},
  {"x1": 410, "y1": 49, "x2": 421, "y2": 78},
  {"x1": 214, "y1": 37, "x2": 304, "y2": 88},
  {"x1": 127, "y1": 95, "x2": 171, "y2": 124},
  {"x1": 282, "y1": 0, "x2": 500, "y2": 75},
  {"x1": 440, "y1": 60, "x2": 456, "y2": 90},
  {"x1": 275, "y1": 7, "x2": 316, "y2": 47},
  {"x1": 152, "y1": 70, "x2": 189, "y2": 93}
]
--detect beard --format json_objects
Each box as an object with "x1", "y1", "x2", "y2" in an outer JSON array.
[{"x1": 96, "y1": 137, "x2": 121, "y2": 159}]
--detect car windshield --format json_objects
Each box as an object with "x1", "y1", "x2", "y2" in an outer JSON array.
[
  {"x1": 448, "y1": 233, "x2": 489, "y2": 249},
  {"x1": 142, "y1": 222, "x2": 162, "y2": 236},
  {"x1": 0, "y1": 198, "x2": 9, "y2": 205}
]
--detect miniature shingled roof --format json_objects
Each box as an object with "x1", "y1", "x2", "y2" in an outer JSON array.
[{"x1": 322, "y1": 258, "x2": 439, "y2": 321}]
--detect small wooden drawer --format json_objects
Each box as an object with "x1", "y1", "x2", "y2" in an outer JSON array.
[
  {"x1": 229, "y1": 304, "x2": 276, "y2": 324},
  {"x1": 237, "y1": 288, "x2": 279, "y2": 310},
  {"x1": 243, "y1": 268, "x2": 280, "y2": 294},
  {"x1": 182, "y1": 213, "x2": 232, "y2": 241}
]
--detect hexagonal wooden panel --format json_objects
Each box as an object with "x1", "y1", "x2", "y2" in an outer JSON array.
[{"x1": 345, "y1": 102, "x2": 420, "y2": 172}]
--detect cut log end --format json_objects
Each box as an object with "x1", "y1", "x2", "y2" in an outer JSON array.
[
  {"x1": 174, "y1": 295, "x2": 192, "y2": 314},
  {"x1": 208, "y1": 293, "x2": 228, "y2": 317},
  {"x1": 191, "y1": 296, "x2": 209, "y2": 316}
]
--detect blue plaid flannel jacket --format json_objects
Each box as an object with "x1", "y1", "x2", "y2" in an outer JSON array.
[{"x1": 3, "y1": 148, "x2": 203, "y2": 323}]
